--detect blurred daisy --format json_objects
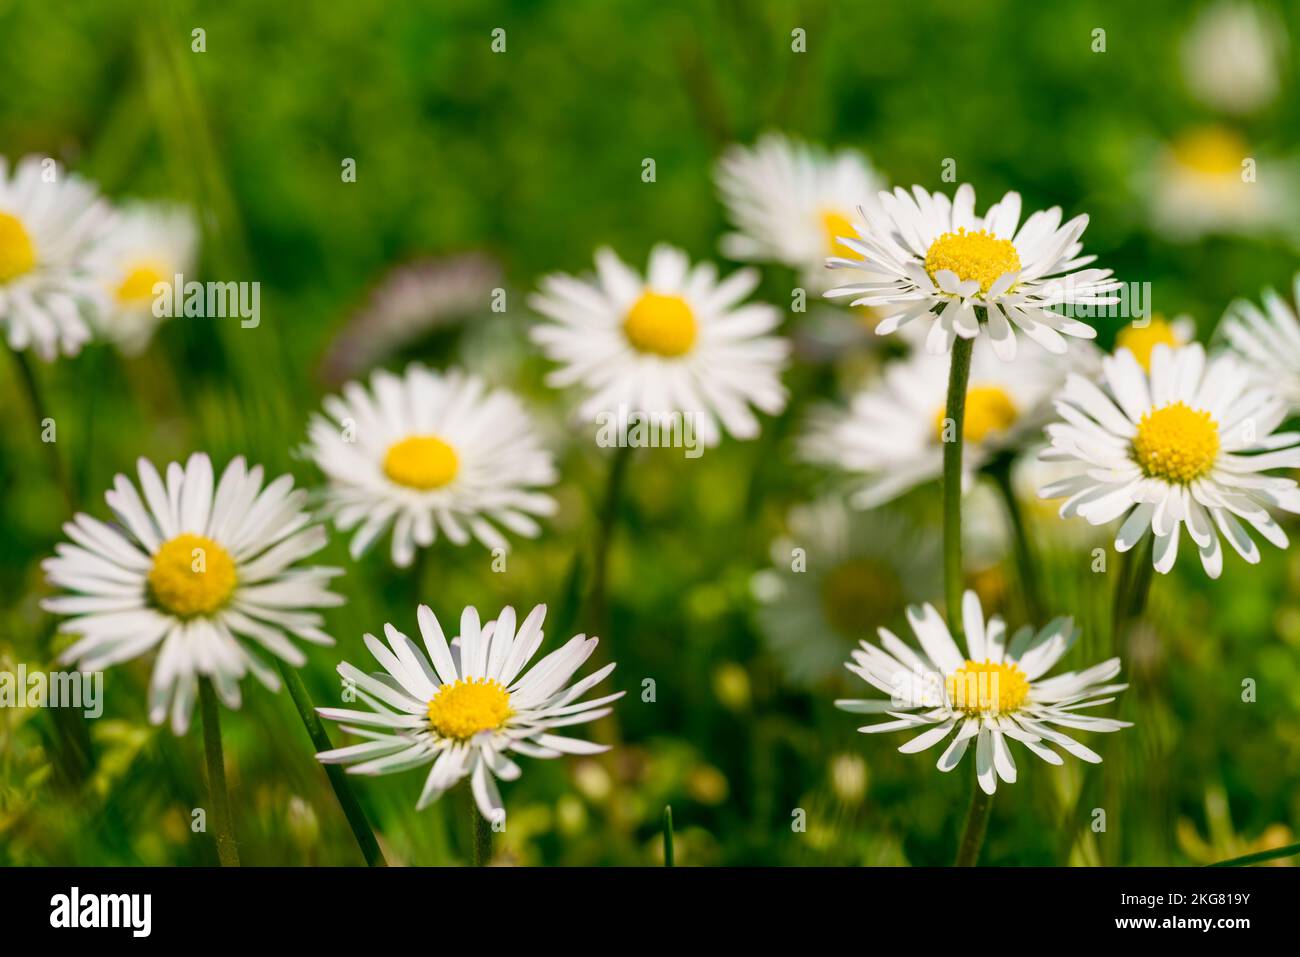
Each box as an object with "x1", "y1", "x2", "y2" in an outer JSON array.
[
  {"x1": 1039, "y1": 343, "x2": 1300, "y2": 577},
  {"x1": 1113, "y1": 313, "x2": 1195, "y2": 372},
  {"x1": 1147, "y1": 126, "x2": 1296, "y2": 242},
  {"x1": 1181, "y1": 1, "x2": 1285, "y2": 115},
  {"x1": 1217, "y1": 274, "x2": 1300, "y2": 410},
  {"x1": 316, "y1": 603, "x2": 622, "y2": 822},
  {"x1": 84, "y1": 202, "x2": 198, "y2": 355},
  {"x1": 835, "y1": 590, "x2": 1130, "y2": 795},
  {"x1": 751, "y1": 499, "x2": 940, "y2": 686},
  {"x1": 715, "y1": 133, "x2": 885, "y2": 290},
  {"x1": 826, "y1": 183, "x2": 1118, "y2": 359},
  {"x1": 0, "y1": 155, "x2": 113, "y2": 360},
  {"x1": 528, "y1": 244, "x2": 789, "y2": 446},
  {"x1": 42, "y1": 453, "x2": 343, "y2": 734},
  {"x1": 307, "y1": 363, "x2": 557, "y2": 568},
  {"x1": 800, "y1": 338, "x2": 1093, "y2": 507}
]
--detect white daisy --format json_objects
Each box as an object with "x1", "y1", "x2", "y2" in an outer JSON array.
[
  {"x1": 528, "y1": 244, "x2": 789, "y2": 446},
  {"x1": 1217, "y1": 274, "x2": 1300, "y2": 411},
  {"x1": 0, "y1": 155, "x2": 114, "y2": 360},
  {"x1": 800, "y1": 338, "x2": 1094, "y2": 508},
  {"x1": 83, "y1": 202, "x2": 198, "y2": 355},
  {"x1": 306, "y1": 363, "x2": 557, "y2": 568},
  {"x1": 1039, "y1": 343, "x2": 1300, "y2": 578},
  {"x1": 715, "y1": 133, "x2": 886, "y2": 291},
  {"x1": 826, "y1": 183, "x2": 1119, "y2": 359},
  {"x1": 836, "y1": 590, "x2": 1130, "y2": 795},
  {"x1": 1113, "y1": 313, "x2": 1196, "y2": 372},
  {"x1": 1181, "y1": 1, "x2": 1284, "y2": 116},
  {"x1": 315, "y1": 602, "x2": 622, "y2": 822},
  {"x1": 42, "y1": 453, "x2": 343, "y2": 734}
]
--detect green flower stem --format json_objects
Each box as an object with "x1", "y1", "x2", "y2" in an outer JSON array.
[
  {"x1": 8, "y1": 346, "x2": 78, "y2": 512},
  {"x1": 472, "y1": 803, "x2": 493, "y2": 866},
  {"x1": 662, "y1": 805, "x2": 675, "y2": 867},
  {"x1": 942, "y1": 336, "x2": 974, "y2": 641},
  {"x1": 587, "y1": 443, "x2": 633, "y2": 637},
  {"x1": 954, "y1": 783, "x2": 994, "y2": 866},
  {"x1": 276, "y1": 660, "x2": 387, "y2": 866},
  {"x1": 1111, "y1": 536, "x2": 1155, "y2": 656},
  {"x1": 987, "y1": 454, "x2": 1045, "y2": 624},
  {"x1": 1208, "y1": 841, "x2": 1300, "y2": 867},
  {"x1": 198, "y1": 678, "x2": 240, "y2": 867}
]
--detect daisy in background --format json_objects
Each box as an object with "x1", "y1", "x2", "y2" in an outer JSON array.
[
  {"x1": 1113, "y1": 313, "x2": 1195, "y2": 372},
  {"x1": 0, "y1": 154, "x2": 113, "y2": 360},
  {"x1": 835, "y1": 590, "x2": 1129, "y2": 795},
  {"x1": 1217, "y1": 274, "x2": 1300, "y2": 410},
  {"x1": 1039, "y1": 343, "x2": 1300, "y2": 578},
  {"x1": 84, "y1": 202, "x2": 198, "y2": 355},
  {"x1": 306, "y1": 363, "x2": 557, "y2": 568},
  {"x1": 825, "y1": 183, "x2": 1118, "y2": 359},
  {"x1": 1181, "y1": 1, "x2": 1285, "y2": 116},
  {"x1": 42, "y1": 453, "x2": 343, "y2": 734},
  {"x1": 528, "y1": 244, "x2": 789, "y2": 447},
  {"x1": 751, "y1": 498, "x2": 939, "y2": 687},
  {"x1": 715, "y1": 133, "x2": 886, "y2": 291},
  {"x1": 800, "y1": 338, "x2": 1097, "y2": 508},
  {"x1": 316, "y1": 602, "x2": 621, "y2": 822}
]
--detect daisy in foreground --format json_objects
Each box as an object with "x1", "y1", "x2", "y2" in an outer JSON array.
[
  {"x1": 0, "y1": 154, "x2": 114, "y2": 360},
  {"x1": 836, "y1": 591, "x2": 1130, "y2": 795},
  {"x1": 316, "y1": 603, "x2": 621, "y2": 822},
  {"x1": 528, "y1": 244, "x2": 789, "y2": 446},
  {"x1": 306, "y1": 363, "x2": 557, "y2": 567},
  {"x1": 84, "y1": 201, "x2": 198, "y2": 355},
  {"x1": 825, "y1": 183, "x2": 1119, "y2": 359},
  {"x1": 42, "y1": 453, "x2": 343, "y2": 733},
  {"x1": 1217, "y1": 273, "x2": 1300, "y2": 410},
  {"x1": 1040, "y1": 343, "x2": 1300, "y2": 577},
  {"x1": 714, "y1": 133, "x2": 885, "y2": 290}
]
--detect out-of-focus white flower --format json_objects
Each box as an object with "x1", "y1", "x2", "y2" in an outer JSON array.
[{"x1": 1181, "y1": 2, "x2": 1286, "y2": 115}]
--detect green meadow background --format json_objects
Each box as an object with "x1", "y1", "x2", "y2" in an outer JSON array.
[{"x1": 2, "y1": 0, "x2": 1298, "y2": 865}]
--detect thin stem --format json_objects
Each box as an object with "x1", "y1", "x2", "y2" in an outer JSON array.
[
  {"x1": 942, "y1": 336, "x2": 974, "y2": 641},
  {"x1": 1208, "y1": 841, "x2": 1300, "y2": 867},
  {"x1": 276, "y1": 660, "x2": 387, "y2": 866},
  {"x1": 471, "y1": 804, "x2": 493, "y2": 866},
  {"x1": 987, "y1": 455, "x2": 1045, "y2": 623},
  {"x1": 8, "y1": 346, "x2": 77, "y2": 512},
  {"x1": 954, "y1": 784, "x2": 994, "y2": 866},
  {"x1": 587, "y1": 444, "x2": 633, "y2": 635},
  {"x1": 1111, "y1": 536, "x2": 1155, "y2": 656},
  {"x1": 198, "y1": 678, "x2": 240, "y2": 866},
  {"x1": 662, "y1": 805, "x2": 675, "y2": 867}
]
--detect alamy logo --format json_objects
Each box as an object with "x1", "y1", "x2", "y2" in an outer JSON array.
[
  {"x1": 152, "y1": 272, "x2": 261, "y2": 328},
  {"x1": 595, "y1": 403, "x2": 703, "y2": 459},
  {"x1": 49, "y1": 887, "x2": 151, "y2": 937},
  {"x1": 0, "y1": 666, "x2": 102, "y2": 718}
]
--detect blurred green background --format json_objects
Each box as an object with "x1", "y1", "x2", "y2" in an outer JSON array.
[{"x1": 2, "y1": 0, "x2": 1298, "y2": 865}]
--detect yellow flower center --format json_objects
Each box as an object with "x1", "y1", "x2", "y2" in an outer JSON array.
[
  {"x1": 0, "y1": 211, "x2": 37, "y2": 283},
  {"x1": 427, "y1": 678, "x2": 512, "y2": 739},
  {"x1": 623, "y1": 291, "x2": 697, "y2": 357},
  {"x1": 820, "y1": 208, "x2": 857, "y2": 257},
  {"x1": 1132, "y1": 401, "x2": 1220, "y2": 484},
  {"x1": 924, "y1": 227, "x2": 1021, "y2": 294},
  {"x1": 147, "y1": 533, "x2": 238, "y2": 618},
  {"x1": 116, "y1": 262, "x2": 167, "y2": 305},
  {"x1": 1172, "y1": 126, "x2": 1247, "y2": 177},
  {"x1": 933, "y1": 385, "x2": 1019, "y2": 445},
  {"x1": 946, "y1": 659, "x2": 1029, "y2": 715},
  {"x1": 383, "y1": 435, "x2": 459, "y2": 490},
  {"x1": 1115, "y1": 317, "x2": 1178, "y2": 371}
]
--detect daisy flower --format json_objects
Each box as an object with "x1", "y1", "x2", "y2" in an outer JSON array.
[
  {"x1": 1217, "y1": 274, "x2": 1300, "y2": 410},
  {"x1": 751, "y1": 498, "x2": 939, "y2": 686},
  {"x1": 826, "y1": 183, "x2": 1118, "y2": 359},
  {"x1": 1181, "y1": 1, "x2": 1283, "y2": 116},
  {"x1": 42, "y1": 453, "x2": 343, "y2": 734},
  {"x1": 84, "y1": 202, "x2": 198, "y2": 355},
  {"x1": 1113, "y1": 313, "x2": 1195, "y2": 372},
  {"x1": 316, "y1": 602, "x2": 622, "y2": 822},
  {"x1": 836, "y1": 590, "x2": 1130, "y2": 795},
  {"x1": 1039, "y1": 343, "x2": 1300, "y2": 577},
  {"x1": 306, "y1": 363, "x2": 557, "y2": 568},
  {"x1": 715, "y1": 133, "x2": 886, "y2": 291},
  {"x1": 528, "y1": 244, "x2": 789, "y2": 447},
  {"x1": 0, "y1": 155, "x2": 114, "y2": 360},
  {"x1": 800, "y1": 338, "x2": 1095, "y2": 507}
]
